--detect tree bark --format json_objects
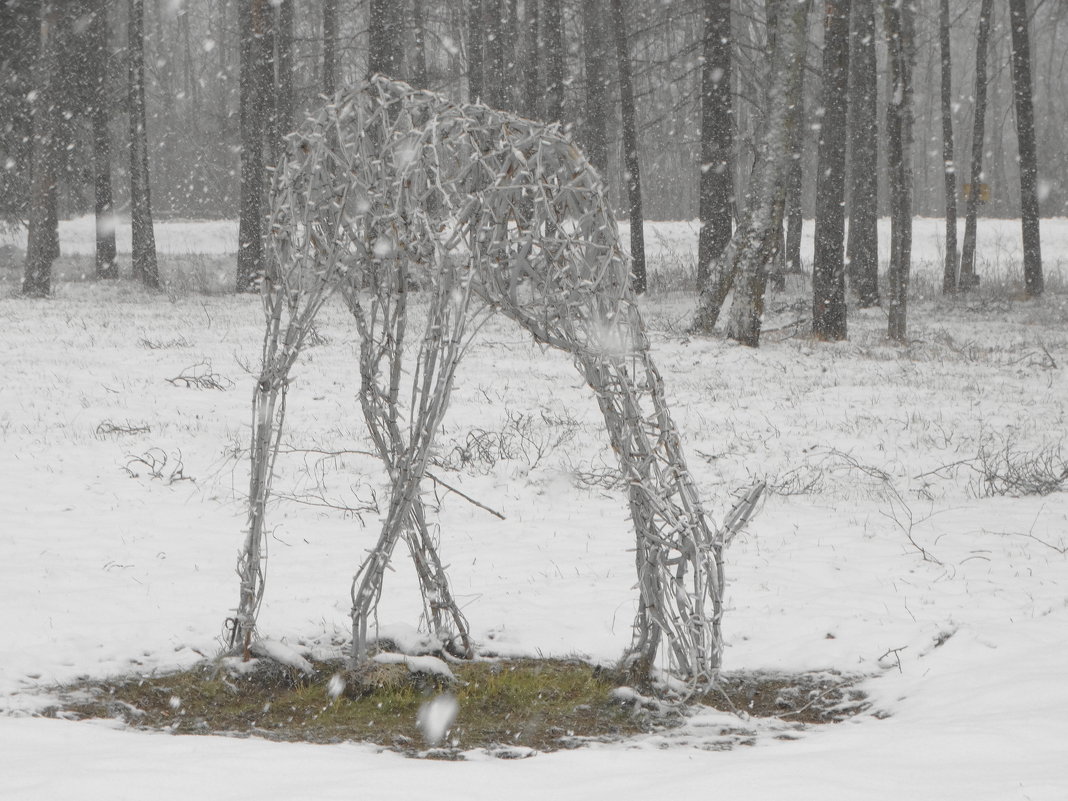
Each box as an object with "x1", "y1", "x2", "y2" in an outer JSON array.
[
  {"x1": 236, "y1": 0, "x2": 270, "y2": 293},
  {"x1": 412, "y1": 0, "x2": 429, "y2": 88},
  {"x1": 485, "y1": 0, "x2": 504, "y2": 107},
  {"x1": 369, "y1": 0, "x2": 403, "y2": 78},
  {"x1": 847, "y1": 0, "x2": 878, "y2": 307},
  {"x1": 1009, "y1": 0, "x2": 1043, "y2": 298},
  {"x1": 522, "y1": 0, "x2": 540, "y2": 118},
  {"x1": 959, "y1": 0, "x2": 994, "y2": 291},
  {"x1": 885, "y1": 0, "x2": 914, "y2": 343},
  {"x1": 91, "y1": 0, "x2": 117, "y2": 279},
  {"x1": 502, "y1": 0, "x2": 519, "y2": 110},
  {"x1": 610, "y1": 0, "x2": 646, "y2": 294},
  {"x1": 691, "y1": 0, "x2": 811, "y2": 343},
  {"x1": 276, "y1": 0, "x2": 294, "y2": 148},
  {"x1": 939, "y1": 0, "x2": 958, "y2": 294},
  {"x1": 467, "y1": 0, "x2": 485, "y2": 102},
  {"x1": 812, "y1": 0, "x2": 850, "y2": 341},
  {"x1": 180, "y1": 7, "x2": 201, "y2": 128},
  {"x1": 784, "y1": 8, "x2": 808, "y2": 277},
  {"x1": 23, "y1": 1, "x2": 61, "y2": 298},
  {"x1": 697, "y1": 0, "x2": 733, "y2": 289},
  {"x1": 764, "y1": 0, "x2": 786, "y2": 293},
  {"x1": 544, "y1": 0, "x2": 564, "y2": 122},
  {"x1": 322, "y1": 0, "x2": 337, "y2": 96},
  {"x1": 581, "y1": 0, "x2": 609, "y2": 175},
  {"x1": 129, "y1": 0, "x2": 159, "y2": 289}
]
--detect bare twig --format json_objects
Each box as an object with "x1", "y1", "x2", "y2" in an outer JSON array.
[
  {"x1": 881, "y1": 484, "x2": 942, "y2": 564},
  {"x1": 425, "y1": 471, "x2": 506, "y2": 520},
  {"x1": 878, "y1": 646, "x2": 908, "y2": 672},
  {"x1": 166, "y1": 362, "x2": 233, "y2": 390},
  {"x1": 96, "y1": 420, "x2": 151, "y2": 437}
]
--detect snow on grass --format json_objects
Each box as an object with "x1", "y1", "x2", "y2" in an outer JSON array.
[
  {"x1": 249, "y1": 638, "x2": 315, "y2": 675},
  {"x1": 372, "y1": 653, "x2": 457, "y2": 681},
  {"x1": 1, "y1": 218, "x2": 1067, "y2": 798}
]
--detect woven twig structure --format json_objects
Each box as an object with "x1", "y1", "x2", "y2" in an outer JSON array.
[{"x1": 234, "y1": 77, "x2": 737, "y2": 688}]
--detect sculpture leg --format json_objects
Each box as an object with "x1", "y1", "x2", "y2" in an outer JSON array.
[
  {"x1": 349, "y1": 275, "x2": 474, "y2": 664},
  {"x1": 406, "y1": 499, "x2": 473, "y2": 657}
]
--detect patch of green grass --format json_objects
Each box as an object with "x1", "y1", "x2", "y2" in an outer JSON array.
[
  {"x1": 46, "y1": 657, "x2": 867, "y2": 755},
  {"x1": 50, "y1": 658, "x2": 651, "y2": 753}
]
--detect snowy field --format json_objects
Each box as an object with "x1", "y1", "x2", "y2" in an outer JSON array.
[{"x1": 1, "y1": 218, "x2": 1067, "y2": 799}]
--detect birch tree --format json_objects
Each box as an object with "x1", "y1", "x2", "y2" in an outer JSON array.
[{"x1": 691, "y1": 0, "x2": 812, "y2": 345}]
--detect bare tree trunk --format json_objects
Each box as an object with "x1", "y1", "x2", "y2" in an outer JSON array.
[
  {"x1": 217, "y1": 0, "x2": 230, "y2": 106},
  {"x1": 784, "y1": 12, "x2": 808, "y2": 277},
  {"x1": 522, "y1": 0, "x2": 540, "y2": 118},
  {"x1": 129, "y1": 0, "x2": 159, "y2": 289},
  {"x1": 691, "y1": 0, "x2": 811, "y2": 343},
  {"x1": 1009, "y1": 0, "x2": 1043, "y2": 298},
  {"x1": 276, "y1": 0, "x2": 293, "y2": 142},
  {"x1": 503, "y1": 0, "x2": 519, "y2": 110},
  {"x1": 959, "y1": 0, "x2": 994, "y2": 291},
  {"x1": 581, "y1": 0, "x2": 609, "y2": 175},
  {"x1": 264, "y1": 1, "x2": 293, "y2": 172},
  {"x1": 485, "y1": 0, "x2": 504, "y2": 107},
  {"x1": 152, "y1": 0, "x2": 177, "y2": 215},
  {"x1": 180, "y1": 7, "x2": 201, "y2": 128},
  {"x1": 23, "y1": 1, "x2": 61, "y2": 298},
  {"x1": 92, "y1": 0, "x2": 117, "y2": 279},
  {"x1": 544, "y1": 0, "x2": 564, "y2": 122},
  {"x1": 764, "y1": 0, "x2": 786, "y2": 294},
  {"x1": 847, "y1": 0, "x2": 878, "y2": 307},
  {"x1": 236, "y1": 0, "x2": 269, "y2": 293},
  {"x1": 885, "y1": 0, "x2": 914, "y2": 343},
  {"x1": 467, "y1": 0, "x2": 485, "y2": 102},
  {"x1": 610, "y1": 0, "x2": 645, "y2": 294},
  {"x1": 369, "y1": 0, "x2": 403, "y2": 78},
  {"x1": 812, "y1": 0, "x2": 850, "y2": 341},
  {"x1": 412, "y1": 0, "x2": 429, "y2": 88},
  {"x1": 322, "y1": 0, "x2": 337, "y2": 96},
  {"x1": 939, "y1": 0, "x2": 958, "y2": 294},
  {"x1": 697, "y1": 0, "x2": 732, "y2": 289}
]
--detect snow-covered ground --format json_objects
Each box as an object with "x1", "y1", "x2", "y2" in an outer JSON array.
[{"x1": 1, "y1": 218, "x2": 1067, "y2": 799}]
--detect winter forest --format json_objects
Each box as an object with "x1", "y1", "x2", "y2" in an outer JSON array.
[{"x1": 1, "y1": 0, "x2": 1067, "y2": 798}]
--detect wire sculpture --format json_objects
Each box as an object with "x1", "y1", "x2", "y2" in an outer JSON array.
[{"x1": 232, "y1": 77, "x2": 757, "y2": 690}]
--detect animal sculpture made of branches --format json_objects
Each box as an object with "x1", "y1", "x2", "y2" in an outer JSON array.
[{"x1": 232, "y1": 77, "x2": 760, "y2": 691}]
